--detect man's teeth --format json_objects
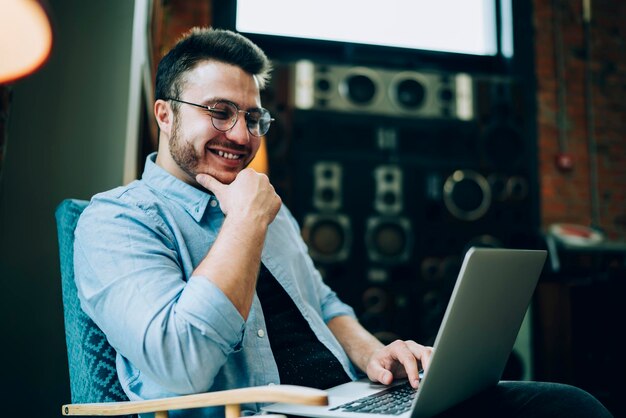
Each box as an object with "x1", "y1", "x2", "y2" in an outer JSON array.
[{"x1": 216, "y1": 150, "x2": 241, "y2": 160}]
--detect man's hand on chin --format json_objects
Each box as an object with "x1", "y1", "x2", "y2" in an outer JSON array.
[{"x1": 196, "y1": 169, "x2": 282, "y2": 226}]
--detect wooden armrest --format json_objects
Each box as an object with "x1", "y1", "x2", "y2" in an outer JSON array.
[{"x1": 62, "y1": 384, "x2": 328, "y2": 417}]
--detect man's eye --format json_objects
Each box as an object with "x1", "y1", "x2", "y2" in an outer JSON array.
[
  {"x1": 209, "y1": 109, "x2": 230, "y2": 120},
  {"x1": 246, "y1": 112, "x2": 262, "y2": 123}
]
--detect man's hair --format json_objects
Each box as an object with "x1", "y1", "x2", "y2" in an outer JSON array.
[{"x1": 155, "y1": 27, "x2": 271, "y2": 102}]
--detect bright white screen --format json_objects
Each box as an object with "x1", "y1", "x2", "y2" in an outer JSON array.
[{"x1": 236, "y1": 0, "x2": 511, "y2": 56}]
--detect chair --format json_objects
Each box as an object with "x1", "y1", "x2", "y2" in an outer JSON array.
[{"x1": 55, "y1": 199, "x2": 327, "y2": 418}]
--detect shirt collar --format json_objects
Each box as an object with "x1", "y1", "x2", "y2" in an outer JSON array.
[{"x1": 141, "y1": 152, "x2": 214, "y2": 222}]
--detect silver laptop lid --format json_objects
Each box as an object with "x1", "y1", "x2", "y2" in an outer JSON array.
[{"x1": 412, "y1": 247, "x2": 547, "y2": 418}]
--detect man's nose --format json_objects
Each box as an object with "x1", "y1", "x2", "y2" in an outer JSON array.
[{"x1": 225, "y1": 111, "x2": 250, "y2": 145}]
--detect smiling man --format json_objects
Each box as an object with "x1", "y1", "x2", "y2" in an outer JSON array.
[{"x1": 73, "y1": 28, "x2": 612, "y2": 418}]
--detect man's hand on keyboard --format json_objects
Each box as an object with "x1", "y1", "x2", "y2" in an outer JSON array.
[{"x1": 365, "y1": 340, "x2": 433, "y2": 389}]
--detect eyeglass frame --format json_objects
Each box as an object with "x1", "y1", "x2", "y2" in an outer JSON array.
[{"x1": 165, "y1": 97, "x2": 274, "y2": 137}]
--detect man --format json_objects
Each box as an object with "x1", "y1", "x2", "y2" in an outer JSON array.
[{"x1": 74, "y1": 28, "x2": 611, "y2": 418}]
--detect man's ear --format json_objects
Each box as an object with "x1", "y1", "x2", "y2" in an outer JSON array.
[{"x1": 154, "y1": 99, "x2": 172, "y2": 135}]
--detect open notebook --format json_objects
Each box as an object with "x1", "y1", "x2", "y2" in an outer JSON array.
[{"x1": 263, "y1": 247, "x2": 547, "y2": 418}]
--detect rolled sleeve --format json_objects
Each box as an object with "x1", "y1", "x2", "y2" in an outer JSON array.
[
  {"x1": 176, "y1": 275, "x2": 245, "y2": 352},
  {"x1": 319, "y1": 289, "x2": 357, "y2": 323}
]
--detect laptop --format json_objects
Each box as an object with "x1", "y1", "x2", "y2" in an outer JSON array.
[{"x1": 262, "y1": 247, "x2": 547, "y2": 418}]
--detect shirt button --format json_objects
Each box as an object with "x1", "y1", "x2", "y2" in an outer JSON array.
[
  {"x1": 268, "y1": 382, "x2": 276, "y2": 386},
  {"x1": 257, "y1": 329, "x2": 265, "y2": 338},
  {"x1": 209, "y1": 200, "x2": 218, "y2": 208}
]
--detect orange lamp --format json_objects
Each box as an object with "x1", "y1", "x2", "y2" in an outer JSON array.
[
  {"x1": 249, "y1": 136, "x2": 269, "y2": 175},
  {"x1": 0, "y1": 0, "x2": 53, "y2": 84}
]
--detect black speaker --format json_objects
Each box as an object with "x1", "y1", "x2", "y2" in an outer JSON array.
[{"x1": 301, "y1": 162, "x2": 352, "y2": 264}]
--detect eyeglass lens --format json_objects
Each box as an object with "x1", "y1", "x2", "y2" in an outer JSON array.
[{"x1": 211, "y1": 101, "x2": 272, "y2": 137}]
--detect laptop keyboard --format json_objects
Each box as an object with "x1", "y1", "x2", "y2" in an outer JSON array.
[{"x1": 329, "y1": 381, "x2": 416, "y2": 415}]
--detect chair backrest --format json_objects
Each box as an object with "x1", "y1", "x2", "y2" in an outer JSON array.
[{"x1": 55, "y1": 199, "x2": 131, "y2": 411}]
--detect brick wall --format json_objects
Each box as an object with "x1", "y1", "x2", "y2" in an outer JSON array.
[{"x1": 534, "y1": 0, "x2": 626, "y2": 240}]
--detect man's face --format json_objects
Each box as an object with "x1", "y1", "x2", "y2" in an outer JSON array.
[{"x1": 159, "y1": 60, "x2": 263, "y2": 185}]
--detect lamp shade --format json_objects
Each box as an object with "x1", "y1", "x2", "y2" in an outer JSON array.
[{"x1": 0, "y1": 0, "x2": 53, "y2": 84}]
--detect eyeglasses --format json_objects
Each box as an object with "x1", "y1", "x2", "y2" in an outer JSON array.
[{"x1": 166, "y1": 98, "x2": 274, "y2": 137}]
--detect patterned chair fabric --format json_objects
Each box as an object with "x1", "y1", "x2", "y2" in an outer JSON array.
[{"x1": 55, "y1": 199, "x2": 134, "y2": 418}]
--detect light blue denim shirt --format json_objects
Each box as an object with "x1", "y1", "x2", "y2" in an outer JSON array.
[{"x1": 74, "y1": 153, "x2": 358, "y2": 417}]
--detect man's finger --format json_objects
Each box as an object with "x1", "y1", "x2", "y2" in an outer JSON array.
[
  {"x1": 391, "y1": 343, "x2": 420, "y2": 388},
  {"x1": 367, "y1": 362, "x2": 393, "y2": 385},
  {"x1": 405, "y1": 341, "x2": 433, "y2": 373},
  {"x1": 196, "y1": 173, "x2": 225, "y2": 194}
]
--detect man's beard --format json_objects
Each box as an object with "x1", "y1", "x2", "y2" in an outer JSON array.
[{"x1": 169, "y1": 116, "x2": 200, "y2": 180}]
